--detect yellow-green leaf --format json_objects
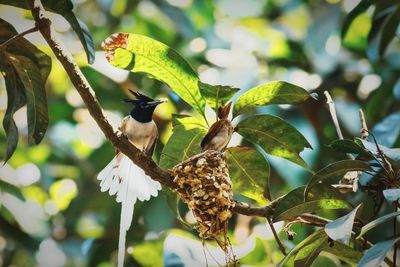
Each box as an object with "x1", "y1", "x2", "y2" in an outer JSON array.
[
  {"x1": 199, "y1": 82, "x2": 239, "y2": 111},
  {"x1": 103, "y1": 33, "x2": 206, "y2": 115},
  {"x1": 233, "y1": 81, "x2": 310, "y2": 116}
]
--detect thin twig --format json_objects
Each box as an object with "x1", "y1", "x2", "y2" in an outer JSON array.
[
  {"x1": 267, "y1": 217, "x2": 286, "y2": 255},
  {"x1": 359, "y1": 109, "x2": 369, "y2": 140},
  {"x1": 0, "y1": 26, "x2": 38, "y2": 49},
  {"x1": 394, "y1": 203, "x2": 398, "y2": 267},
  {"x1": 324, "y1": 91, "x2": 354, "y2": 159}
]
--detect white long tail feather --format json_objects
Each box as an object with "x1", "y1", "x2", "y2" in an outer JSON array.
[{"x1": 97, "y1": 154, "x2": 161, "y2": 267}]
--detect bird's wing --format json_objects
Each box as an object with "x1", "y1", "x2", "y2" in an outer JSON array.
[
  {"x1": 144, "y1": 123, "x2": 159, "y2": 156},
  {"x1": 201, "y1": 120, "x2": 225, "y2": 150}
]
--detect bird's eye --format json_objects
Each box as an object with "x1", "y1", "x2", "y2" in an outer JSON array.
[{"x1": 139, "y1": 102, "x2": 146, "y2": 108}]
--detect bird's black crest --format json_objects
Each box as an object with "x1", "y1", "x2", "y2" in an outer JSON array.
[{"x1": 128, "y1": 89, "x2": 154, "y2": 102}]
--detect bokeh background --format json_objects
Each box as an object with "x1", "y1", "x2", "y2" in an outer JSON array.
[{"x1": 0, "y1": 0, "x2": 399, "y2": 266}]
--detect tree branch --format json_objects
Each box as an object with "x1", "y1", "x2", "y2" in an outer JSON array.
[
  {"x1": 27, "y1": 0, "x2": 176, "y2": 189},
  {"x1": 26, "y1": 0, "x2": 334, "y2": 229}
]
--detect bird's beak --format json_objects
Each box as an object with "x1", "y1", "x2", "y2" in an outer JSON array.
[{"x1": 147, "y1": 98, "x2": 168, "y2": 107}]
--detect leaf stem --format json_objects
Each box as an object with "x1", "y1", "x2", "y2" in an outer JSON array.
[
  {"x1": 0, "y1": 26, "x2": 39, "y2": 49},
  {"x1": 267, "y1": 217, "x2": 286, "y2": 255}
]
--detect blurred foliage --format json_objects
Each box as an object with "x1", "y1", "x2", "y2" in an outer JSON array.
[{"x1": 0, "y1": 0, "x2": 399, "y2": 266}]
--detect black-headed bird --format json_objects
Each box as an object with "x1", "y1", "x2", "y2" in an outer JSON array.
[{"x1": 97, "y1": 90, "x2": 166, "y2": 267}]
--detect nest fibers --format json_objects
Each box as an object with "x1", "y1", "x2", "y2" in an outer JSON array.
[{"x1": 172, "y1": 150, "x2": 235, "y2": 253}]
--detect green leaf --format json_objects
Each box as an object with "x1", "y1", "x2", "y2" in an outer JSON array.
[
  {"x1": 357, "y1": 211, "x2": 400, "y2": 239},
  {"x1": 273, "y1": 185, "x2": 349, "y2": 221},
  {"x1": 329, "y1": 139, "x2": 373, "y2": 158},
  {"x1": 1, "y1": 67, "x2": 26, "y2": 162},
  {"x1": 358, "y1": 236, "x2": 400, "y2": 267},
  {"x1": 0, "y1": 180, "x2": 25, "y2": 201},
  {"x1": 159, "y1": 125, "x2": 207, "y2": 169},
  {"x1": 324, "y1": 204, "x2": 362, "y2": 245},
  {"x1": 7, "y1": 54, "x2": 49, "y2": 145},
  {"x1": 131, "y1": 237, "x2": 164, "y2": 266},
  {"x1": 366, "y1": 5, "x2": 400, "y2": 61},
  {"x1": 304, "y1": 160, "x2": 371, "y2": 198},
  {"x1": 198, "y1": 82, "x2": 239, "y2": 111},
  {"x1": 235, "y1": 114, "x2": 311, "y2": 168},
  {"x1": 0, "y1": 18, "x2": 52, "y2": 82},
  {"x1": 294, "y1": 236, "x2": 326, "y2": 267},
  {"x1": 233, "y1": 81, "x2": 310, "y2": 116},
  {"x1": 383, "y1": 189, "x2": 400, "y2": 202},
  {"x1": 0, "y1": 0, "x2": 95, "y2": 64},
  {"x1": 225, "y1": 146, "x2": 270, "y2": 203},
  {"x1": 103, "y1": 33, "x2": 206, "y2": 115},
  {"x1": 378, "y1": 5, "x2": 400, "y2": 57},
  {"x1": 321, "y1": 241, "x2": 362, "y2": 265},
  {"x1": 278, "y1": 229, "x2": 326, "y2": 267},
  {"x1": 171, "y1": 114, "x2": 207, "y2": 130},
  {"x1": 341, "y1": 0, "x2": 373, "y2": 38},
  {"x1": 63, "y1": 14, "x2": 95, "y2": 64}
]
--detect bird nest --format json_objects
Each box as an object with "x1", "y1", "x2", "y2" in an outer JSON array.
[{"x1": 171, "y1": 150, "x2": 235, "y2": 251}]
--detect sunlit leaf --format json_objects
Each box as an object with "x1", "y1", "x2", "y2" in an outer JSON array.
[
  {"x1": 159, "y1": 125, "x2": 207, "y2": 169},
  {"x1": 341, "y1": 0, "x2": 373, "y2": 38},
  {"x1": 358, "y1": 236, "x2": 400, "y2": 267},
  {"x1": 225, "y1": 146, "x2": 270, "y2": 203},
  {"x1": 7, "y1": 54, "x2": 49, "y2": 145},
  {"x1": 273, "y1": 185, "x2": 349, "y2": 221},
  {"x1": 171, "y1": 114, "x2": 207, "y2": 130},
  {"x1": 324, "y1": 204, "x2": 362, "y2": 245},
  {"x1": 0, "y1": 0, "x2": 95, "y2": 63},
  {"x1": 132, "y1": 237, "x2": 164, "y2": 266},
  {"x1": 304, "y1": 160, "x2": 371, "y2": 198},
  {"x1": 383, "y1": 189, "x2": 400, "y2": 203},
  {"x1": 235, "y1": 114, "x2": 311, "y2": 168},
  {"x1": 357, "y1": 211, "x2": 400, "y2": 239},
  {"x1": 49, "y1": 179, "x2": 78, "y2": 211},
  {"x1": 103, "y1": 33, "x2": 206, "y2": 115},
  {"x1": 198, "y1": 82, "x2": 239, "y2": 111},
  {"x1": 233, "y1": 81, "x2": 310, "y2": 116}
]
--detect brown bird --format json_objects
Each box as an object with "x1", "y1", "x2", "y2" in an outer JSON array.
[{"x1": 201, "y1": 102, "x2": 234, "y2": 152}]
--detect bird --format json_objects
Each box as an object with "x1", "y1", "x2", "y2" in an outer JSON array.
[
  {"x1": 97, "y1": 90, "x2": 166, "y2": 267},
  {"x1": 201, "y1": 102, "x2": 234, "y2": 152}
]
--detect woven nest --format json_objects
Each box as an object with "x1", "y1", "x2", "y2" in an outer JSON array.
[{"x1": 172, "y1": 150, "x2": 235, "y2": 248}]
